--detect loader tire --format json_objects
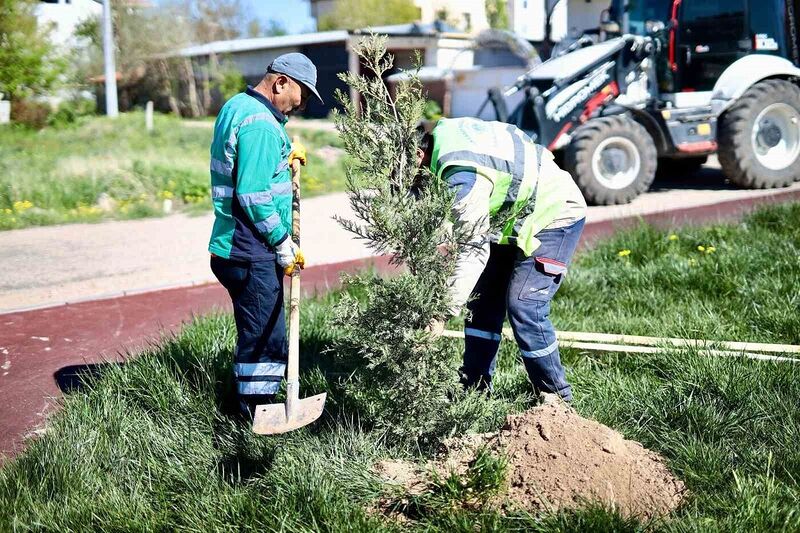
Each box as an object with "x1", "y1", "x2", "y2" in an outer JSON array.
[
  {"x1": 565, "y1": 115, "x2": 657, "y2": 205},
  {"x1": 718, "y1": 79, "x2": 800, "y2": 188}
]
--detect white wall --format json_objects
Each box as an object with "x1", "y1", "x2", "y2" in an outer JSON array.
[
  {"x1": 451, "y1": 66, "x2": 527, "y2": 118},
  {"x1": 227, "y1": 46, "x2": 299, "y2": 79},
  {"x1": 309, "y1": 0, "x2": 336, "y2": 24},
  {"x1": 414, "y1": 0, "x2": 490, "y2": 32},
  {"x1": 509, "y1": 0, "x2": 568, "y2": 42},
  {"x1": 509, "y1": 0, "x2": 609, "y2": 42},
  {"x1": 36, "y1": 0, "x2": 102, "y2": 47},
  {"x1": 435, "y1": 38, "x2": 475, "y2": 70},
  {"x1": 566, "y1": 0, "x2": 608, "y2": 38}
]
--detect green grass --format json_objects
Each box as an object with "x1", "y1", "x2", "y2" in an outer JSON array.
[
  {"x1": 1, "y1": 203, "x2": 799, "y2": 531},
  {"x1": 0, "y1": 113, "x2": 346, "y2": 230}
]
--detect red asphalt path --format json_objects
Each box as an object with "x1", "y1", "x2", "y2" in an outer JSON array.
[{"x1": 1, "y1": 190, "x2": 799, "y2": 461}]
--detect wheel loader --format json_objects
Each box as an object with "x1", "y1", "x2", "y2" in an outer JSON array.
[{"x1": 484, "y1": 0, "x2": 800, "y2": 204}]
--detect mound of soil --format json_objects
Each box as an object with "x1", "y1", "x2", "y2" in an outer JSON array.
[
  {"x1": 492, "y1": 404, "x2": 685, "y2": 519},
  {"x1": 376, "y1": 404, "x2": 685, "y2": 520}
]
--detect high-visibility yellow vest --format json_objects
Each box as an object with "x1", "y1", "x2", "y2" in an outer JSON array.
[{"x1": 431, "y1": 117, "x2": 568, "y2": 256}]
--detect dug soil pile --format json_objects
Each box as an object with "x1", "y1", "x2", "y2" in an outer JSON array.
[
  {"x1": 492, "y1": 403, "x2": 685, "y2": 519},
  {"x1": 377, "y1": 403, "x2": 685, "y2": 520}
]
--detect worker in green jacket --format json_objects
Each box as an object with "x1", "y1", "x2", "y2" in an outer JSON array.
[
  {"x1": 418, "y1": 117, "x2": 587, "y2": 402},
  {"x1": 208, "y1": 53, "x2": 322, "y2": 418}
]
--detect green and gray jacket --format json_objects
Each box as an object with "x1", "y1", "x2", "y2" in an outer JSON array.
[
  {"x1": 430, "y1": 117, "x2": 586, "y2": 313},
  {"x1": 208, "y1": 87, "x2": 293, "y2": 262}
]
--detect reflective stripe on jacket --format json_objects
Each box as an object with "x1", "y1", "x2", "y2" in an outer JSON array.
[
  {"x1": 208, "y1": 88, "x2": 293, "y2": 261},
  {"x1": 431, "y1": 117, "x2": 573, "y2": 256}
]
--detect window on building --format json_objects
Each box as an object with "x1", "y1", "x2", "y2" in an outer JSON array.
[{"x1": 463, "y1": 12, "x2": 472, "y2": 31}]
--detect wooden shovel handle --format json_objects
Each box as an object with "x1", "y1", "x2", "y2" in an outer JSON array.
[{"x1": 286, "y1": 156, "x2": 302, "y2": 390}]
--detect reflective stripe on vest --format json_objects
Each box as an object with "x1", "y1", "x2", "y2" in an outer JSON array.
[{"x1": 432, "y1": 118, "x2": 546, "y2": 255}]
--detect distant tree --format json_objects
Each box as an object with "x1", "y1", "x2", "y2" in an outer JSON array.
[
  {"x1": 74, "y1": 1, "x2": 190, "y2": 77},
  {"x1": 263, "y1": 19, "x2": 288, "y2": 37},
  {"x1": 248, "y1": 18, "x2": 288, "y2": 38},
  {"x1": 73, "y1": 0, "x2": 255, "y2": 117},
  {"x1": 166, "y1": 0, "x2": 247, "y2": 42},
  {"x1": 317, "y1": 0, "x2": 419, "y2": 31},
  {"x1": 0, "y1": 0, "x2": 63, "y2": 100},
  {"x1": 486, "y1": 0, "x2": 509, "y2": 30}
]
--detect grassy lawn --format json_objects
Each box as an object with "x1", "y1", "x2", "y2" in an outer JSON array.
[
  {"x1": 1, "y1": 203, "x2": 798, "y2": 531},
  {"x1": 0, "y1": 113, "x2": 346, "y2": 231}
]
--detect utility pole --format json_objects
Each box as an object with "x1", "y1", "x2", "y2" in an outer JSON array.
[{"x1": 101, "y1": 0, "x2": 119, "y2": 117}]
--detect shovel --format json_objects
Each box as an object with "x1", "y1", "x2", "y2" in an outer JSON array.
[{"x1": 252, "y1": 156, "x2": 327, "y2": 435}]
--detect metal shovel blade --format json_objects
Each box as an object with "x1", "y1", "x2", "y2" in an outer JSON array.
[{"x1": 252, "y1": 392, "x2": 327, "y2": 435}]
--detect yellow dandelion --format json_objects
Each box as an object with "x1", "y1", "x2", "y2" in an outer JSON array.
[
  {"x1": 668, "y1": 234, "x2": 678, "y2": 241},
  {"x1": 618, "y1": 249, "x2": 632, "y2": 257},
  {"x1": 705, "y1": 246, "x2": 716, "y2": 254},
  {"x1": 13, "y1": 200, "x2": 33, "y2": 213},
  {"x1": 697, "y1": 245, "x2": 705, "y2": 252}
]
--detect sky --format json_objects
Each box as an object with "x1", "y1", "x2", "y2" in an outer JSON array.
[
  {"x1": 154, "y1": 0, "x2": 317, "y2": 34},
  {"x1": 242, "y1": 0, "x2": 317, "y2": 34}
]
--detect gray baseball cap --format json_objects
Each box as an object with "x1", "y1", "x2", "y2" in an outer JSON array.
[{"x1": 268, "y1": 52, "x2": 323, "y2": 104}]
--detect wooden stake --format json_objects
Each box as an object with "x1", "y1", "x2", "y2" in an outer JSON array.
[
  {"x1": 556, "y1": 331, "x2": 800, "y2": 355},
  {"x1": 440, "y1": 330, "x2": 800, "y2": 363}
]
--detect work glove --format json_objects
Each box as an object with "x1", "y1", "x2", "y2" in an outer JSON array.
[
  {"x1": 425, "y1": 318, "x2": 446, "y2": 339},
  {"x1": 275, "y1": 238, "x2": 305, "y2": 275},
  {"x1": 288, "y1": 141, "x2": 307, "y2": 167}
]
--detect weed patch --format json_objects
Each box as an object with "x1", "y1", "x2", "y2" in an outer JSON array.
[{"x1": 0, "y1": 113, "x2": 346, "y2": 230}]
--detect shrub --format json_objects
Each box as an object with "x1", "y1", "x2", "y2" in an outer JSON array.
[
  {"x1": 10, "y1": 99, "x2": 51, "y2": 129},
  {"x1": 48, "y1": 97, "x2": 96, "y2": 128}
]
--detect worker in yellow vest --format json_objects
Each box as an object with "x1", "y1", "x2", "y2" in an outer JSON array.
[{"x1": 417, "y1": 117, "x2": 587, "y2": 402}]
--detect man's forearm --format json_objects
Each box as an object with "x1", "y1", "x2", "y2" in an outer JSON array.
[{"x1": 446, "y1": 173, "x2": 493, "y2": 316}]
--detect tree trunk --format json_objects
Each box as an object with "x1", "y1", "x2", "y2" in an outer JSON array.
[
  {"x1": 183, "y1": 58, "x2": 203, "y2": 117},
  {"x1": 158, "y1": 60, "x2": 181, "y2": 117},
  {"x1": 201, "y1": 61, "x2": 212, "y2": 114}
]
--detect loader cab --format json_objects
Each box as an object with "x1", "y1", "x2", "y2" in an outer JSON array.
[
  {"x1": 612, "y1": 0, "x2": 798, "y2": 93},
  {"x1": 672, "y1": 0, "x2": 789, "y2": 92}
]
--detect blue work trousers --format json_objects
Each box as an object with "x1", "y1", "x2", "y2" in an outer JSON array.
[
  {"x1": 210, "y1": 256, "x2": 287, "y2": 417},
  {"x1": 462, "y1": 218, "x2": 585, "y2": 401}
]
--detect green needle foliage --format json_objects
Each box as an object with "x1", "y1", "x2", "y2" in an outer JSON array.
[{"x1": 330, "y1": 35, "x2": 490, "y2": 449}]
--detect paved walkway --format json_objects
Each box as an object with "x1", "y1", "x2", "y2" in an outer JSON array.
[
  {"x1": 0, "y1": 192, "x2": 372, "y2": 312},
  {"x1": 3, "y1": 161, "x2": 800, "y2": 313}
]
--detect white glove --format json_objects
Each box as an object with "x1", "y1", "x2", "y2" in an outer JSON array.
[{"x1": 275, "y1": 238, "x2": 301, "y2": 269}]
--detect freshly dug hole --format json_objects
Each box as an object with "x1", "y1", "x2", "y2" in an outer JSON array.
[{"x1": 376, "y1": 404, "x2": 685, "y2": 521}]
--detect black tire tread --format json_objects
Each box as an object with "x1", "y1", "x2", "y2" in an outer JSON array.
[
  {"x1": 566, "y1": 115, "x2": 658, "y2": 205},
  {"x1": 718, "y1": 79, "x2": 800, "y2": 189}
]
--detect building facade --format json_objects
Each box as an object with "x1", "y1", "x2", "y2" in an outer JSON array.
[
  {"x1": 309, "y1": 0, "x2": 489, "y2": 33},
  {"x1": 174, "y1": 23, "x2": 474, "y2": 118},
  {"x1": 36, "y1": 0, "x2": 102, "y2": 46},
  {"x1": 310, "y1": 0, "x2": 615, "y2": 42},
  {"x1": 508, "y1": 0, "x2": 609, "y2": 42}
]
